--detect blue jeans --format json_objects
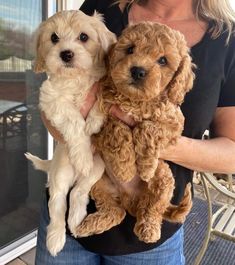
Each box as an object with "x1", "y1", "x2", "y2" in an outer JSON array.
[{"x1": 36, "y1": 196, "x2": 185, "y2": 265}]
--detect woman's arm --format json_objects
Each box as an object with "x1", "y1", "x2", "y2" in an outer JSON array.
[{"x1": 160, "y1": 106, "x2": 235, "y2": 174}]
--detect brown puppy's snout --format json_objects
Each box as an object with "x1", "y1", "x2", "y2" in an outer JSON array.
[
  {"x1": 130, "y1": 66, "x2": 147, "y2": 83},
  {"x1": 60, "y1": 50, "x2": 74, "y2": 63}
]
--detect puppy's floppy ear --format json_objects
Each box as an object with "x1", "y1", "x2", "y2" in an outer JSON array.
[
  {"x1": 33, "y1": 24, "x2": 46, "y2": 73},
  {"x1": 105, "y1": 42, "x2": 116, "y2": 70},
  {"x1": 92, "y1": 11, "x2": 117, "y2": 52},
  {"x1": 167, "y1": 53, "x2": 195, "y2": 105}
]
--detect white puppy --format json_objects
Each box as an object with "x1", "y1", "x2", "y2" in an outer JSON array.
[{"x1": 25, "y1": 10, "x2": 116, "y2": 256}]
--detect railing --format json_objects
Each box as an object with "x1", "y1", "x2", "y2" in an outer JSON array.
[{"x1": 0, "y1": 56, "x2": 32, "y2": 72}]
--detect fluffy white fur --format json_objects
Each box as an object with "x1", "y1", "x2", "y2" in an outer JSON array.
[{"x1": 25, "y1": 10, "x2": 116, "y2": 256}]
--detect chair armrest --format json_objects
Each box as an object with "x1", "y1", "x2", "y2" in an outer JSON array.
[{"x1": 200, "y1": 172, "x2": 235, "y2": 200}]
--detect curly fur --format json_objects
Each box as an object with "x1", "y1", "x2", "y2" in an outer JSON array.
[
  {"x1": 76, "y1": 22, "x2": 194, "y2": 243},
  {"x1": 25, "y1": 10, "x2": 115, "y2": 256}
]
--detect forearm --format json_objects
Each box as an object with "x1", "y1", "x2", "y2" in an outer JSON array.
[{"x1": 161, "y1": 136, "x2": 235, "y2": 174}]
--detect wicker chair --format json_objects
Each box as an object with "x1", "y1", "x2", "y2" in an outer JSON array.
[{"x1": 194, "y1": 172, "x2": 235, "y2": 265}]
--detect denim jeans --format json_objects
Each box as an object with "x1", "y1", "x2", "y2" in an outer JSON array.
[{"x1": 35, "y1": 196, "x2": 185, "y2": 265}]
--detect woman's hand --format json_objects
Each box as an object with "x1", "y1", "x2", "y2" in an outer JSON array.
[{"x1": 41, "y1": 82, "x2": 99, "y2": 143}]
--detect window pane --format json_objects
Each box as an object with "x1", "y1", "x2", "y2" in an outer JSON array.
[{"x1": 0, "y1": 0, "x2": 47, "y2": 249}]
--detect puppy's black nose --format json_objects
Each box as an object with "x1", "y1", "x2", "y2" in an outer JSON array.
[
  {"x1": 130, "y1": 66, "x2": 146, "y2": 82},
  {"x1": 60, "y1": 50, "x2": 74, "y2": 63}
]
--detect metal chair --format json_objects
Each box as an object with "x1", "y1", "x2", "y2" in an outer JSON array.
[
  {"x1": 194, "y1": 172, "x2": 235, "y2": 265},
  {"x1": 0, "y1": 103, "x2": 27, "y2": 149}
]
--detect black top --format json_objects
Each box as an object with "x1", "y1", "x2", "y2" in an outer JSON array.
[{"x1": 71, "y1": 0, "x2": 235, "y2": 255}]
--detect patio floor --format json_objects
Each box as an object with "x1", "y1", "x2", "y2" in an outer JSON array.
[{"x1": 6, "y1": 180, "x2": 235, "y2": 265}]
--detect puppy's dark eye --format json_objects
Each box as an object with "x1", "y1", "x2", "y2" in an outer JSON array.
[
  {"x1": 79, "y1": 33, "x2": 89, "y2": 42},
  {"x1": 157, "y1": 56, "x2": 167, "y2": 66},
  {"x1": 126, "y1": 46, "x2": 135, "y2": 55},
  {"x1": 51, "y1": 32, "x2": 59, "y2": 44}
]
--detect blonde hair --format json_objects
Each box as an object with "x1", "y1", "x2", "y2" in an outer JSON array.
[{"x1": 119, "y1": 0, "x2": 235, "y2": 42}]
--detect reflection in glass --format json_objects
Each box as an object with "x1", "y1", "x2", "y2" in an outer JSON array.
[{"x1": 0, "y1": 0, "x2": 47, "y2": 249}]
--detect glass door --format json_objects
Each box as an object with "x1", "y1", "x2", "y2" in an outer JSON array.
[{"x1": 0, "y1": 0, "x2": 56, "y2": 263}]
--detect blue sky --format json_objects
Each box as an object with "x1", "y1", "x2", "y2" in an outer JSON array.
[{"x1": 0, "y1": 0, "x2": 42, "y2": 32}]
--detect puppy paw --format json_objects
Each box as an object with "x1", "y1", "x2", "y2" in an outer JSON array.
[
  {"x1": 85, "y1": 120, "x2": 94, "y2": 136},
  {"x1": 46, "y1": 223, "x2": 66, "y2": 256},
  {"x1": 85, "y1": 118, "x2": 102, "y2": 136},
  {"x1": 134, "y1": 222, "x2": 161, "y2": 243},
  {"x1": 75, "y1": 208, "x2": 126, "y2": 238},
  {"x1": 75, "y1": 214, "x2": 107, "y2": 238},
  {"x1": 139, "y1": 171, "x2": 155, "y2": 182},
  {"x1": 75, "y1": 223, "x2": 93, "y2": 238},
  {"x1": 85, "y1": 101, "x2": 104, "y2": 136}
]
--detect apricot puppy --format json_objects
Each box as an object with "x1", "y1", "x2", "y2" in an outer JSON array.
[{"x1": 75, "y1": 22, "x2": 194, "y2": 243}]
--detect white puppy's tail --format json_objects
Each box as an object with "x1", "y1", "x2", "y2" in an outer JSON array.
[{"x1": 25, "y1": 152, "x2": 51, "y2": 172}]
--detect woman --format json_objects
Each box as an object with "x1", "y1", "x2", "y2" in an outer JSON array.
[{"x1": 36, "y1": 0, "x2": 235, "y2": 264}]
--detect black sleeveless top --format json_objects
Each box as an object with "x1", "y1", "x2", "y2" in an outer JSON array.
[{"x1": 68, "y1": 0, "x2": 235, "y2": 255}]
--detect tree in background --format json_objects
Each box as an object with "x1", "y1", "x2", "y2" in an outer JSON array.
[{"x1": 0, "y1": 18, "x2": 34, "y2": 60}]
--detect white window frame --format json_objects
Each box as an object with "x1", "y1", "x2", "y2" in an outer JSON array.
[{"x1": 0, "y1": 231, "x2": 38, "y2": 265}]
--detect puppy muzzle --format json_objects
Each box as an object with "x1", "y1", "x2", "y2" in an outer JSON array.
[
  {"x1": 130, "y1": 66, "x2": 147, "y2": 83},
  {"x1": 60, "y1": 50, "x2": 74, "y2": 63}
]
